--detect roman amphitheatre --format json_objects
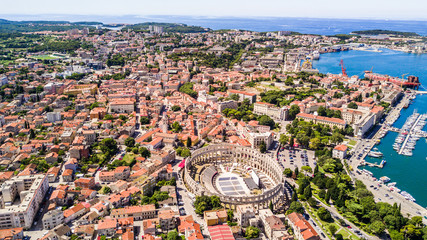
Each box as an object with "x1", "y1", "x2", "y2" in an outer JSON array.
[{"x1": 184, "y1": 144, "x2": 291, "y2": 210}]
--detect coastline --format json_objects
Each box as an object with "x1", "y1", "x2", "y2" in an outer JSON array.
[
  {"x1": 350, "y1": 93, "x2": 427, "y2": 218},
  {"x1": 313, "y1": 49, "x2": 427, "y2": 219}
]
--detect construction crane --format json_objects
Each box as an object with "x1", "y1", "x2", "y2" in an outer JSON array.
[
  {"x1": 339, "y1": 59, "x2": 348, "y2": 77},
  {"x1": 401, "y1": 73, "x2": 409, "y2": 79},
  {"x1": 401, "y1": 73, "x2": 409, "y2": 87}
]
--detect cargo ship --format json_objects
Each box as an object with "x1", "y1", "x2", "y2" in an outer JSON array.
[{"x1": 364, "y1": 71, "x2": 420, "y2": 88}]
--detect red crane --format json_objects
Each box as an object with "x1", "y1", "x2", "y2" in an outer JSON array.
[{"x1": 339, "y1": 59, "x2": 348, "y2": 77}]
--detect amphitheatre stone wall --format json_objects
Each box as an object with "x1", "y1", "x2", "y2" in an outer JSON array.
[{"x1": 184, "y1": 144, "x2": 291, "y2": 210}]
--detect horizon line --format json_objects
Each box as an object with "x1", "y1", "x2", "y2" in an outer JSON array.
[{"x1": 2, "y1": 14, "x2": 427, "y2": 24}]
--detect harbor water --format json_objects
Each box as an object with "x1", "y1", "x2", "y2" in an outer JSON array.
[{"x1": 313, "y1": 49, "x2": 427, "y2": 207}]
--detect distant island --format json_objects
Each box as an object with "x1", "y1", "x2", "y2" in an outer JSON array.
[
  {"x1": 0, "y1": 19, "x2": 210, "y2": 33},
  {"x1": 123, "y1": 22, "x2": 210, "y2": 33},
  {"x1": 351, "y1": 29, "x2": 420, "y2": 37}
]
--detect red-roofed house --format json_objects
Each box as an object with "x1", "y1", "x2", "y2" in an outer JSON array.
[
  {"x1": 333, "y1": 145, "x2": 348, "y2": 159},
  {"x1": 208, "y1": 225, "x2": 235, "y2": 240},
  {"x1": 287, "y1": 212, "x2": 320, "y2": 240}
]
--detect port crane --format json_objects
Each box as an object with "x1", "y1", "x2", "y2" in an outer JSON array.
[
  {"x1": 339, "y1": 59, "x2": 348, "y2": 77},
  {"x1": 401, "y1": 73, "x2": 409, "y2": 87}
]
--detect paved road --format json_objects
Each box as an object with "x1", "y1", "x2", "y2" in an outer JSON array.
[
  {"x1": 317, "y1": 199, "x2": 376, "y2": 240},
  {"x1": 174, "y1": 163, "x2": 208, "y2": 236}
]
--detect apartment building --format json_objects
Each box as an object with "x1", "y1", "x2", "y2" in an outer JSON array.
[
  {"x1": 254, "y1": 102, "x2": 288, "y2": 121},
  {"x1": 111, "y1": 205, "x2": 156, "y2": 220},
  {"x1": 247, "y1": 132, "x2": 273, "y2": 150},
  {"x1": 228, "y1": 90, "x2": 256, "y2": 103},
  {"x1": 0, "y1": 175, "x2": 49, "y2": 229},
  {"x1": 42, "y1": 209, "x2": 64, "y2": 230},
  {"x1": 236, "y1": 204, "x2": 256, "y2": 227},
  {"x1": 296, "y1": 113, "x2": 346, "y2": 129}
]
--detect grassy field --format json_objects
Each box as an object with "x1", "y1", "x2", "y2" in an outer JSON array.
[
  {"x1": 0, "y1": 60, "x2": 14, "y2": 65},
  {"x1": 31, "y1": 55, "x2": 58, "y2": 60},
  {"x1": 122, "y1": 153, "x2": 135, "y2": 165}
]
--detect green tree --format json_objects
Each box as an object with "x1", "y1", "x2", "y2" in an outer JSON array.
[
  {"x1": 227, "y1": 210, "x2": 234, "y2": 221},
  {"x1": 140, "y1": 116, "x2": 150, "y2": 125},
  {"x1": 389, "y1": 230, "x2": 405, "y2": 240},
  {"x1": 291, "y1": 192, "x2": 298, "y2": 202},
  {"x1": 308, "y1": 197, "x2": 318, "y2": 208},
  {"x1": 283, "y1": 168, "x2": 292, "y2": 177},
  {"x1": 328, "y1": 224, "x2": 337, "y2": 236},
  {"x1": 103, "y1": 114, "x2": 114, "y2": 120},
  {"x1": 194, "y1": 195, "x2": 222, "y2": 215},
  {"x1": 43, "y1": 105, "x2": 52, "y2": 112},
  {"x1": 269, "y1": 201, "x2": 274, "y2": 212},
  {"x1": 124, "y1": 137, "x2": 135, "y2": 148},
  {"x1": 99, "y1": 138, "x2": 118, "y2": 156},
  {"x1": 330, "y1": 132, "x2": 344, "y2": 145},
  {"x1": 29, "y1": 129, "x2": 36, "y2": 139},
  {"x1": 303, "y1": 185, "x2": 312, "y2": 199},
  {"x1": 318, "y1": 106, "x2": 326, "y2": 116},
  {"x1": 259, "y1": 141, "x2": 267, "y2": 153},
  {"x1": 171, "y1": 105, "x2": 181, "y2": 112},
  {"x1": 287, "y1": 201, "x2": 304, "y2": 214},
  {"x1": 317, "y1": 207, "x2": 332, "y2": 221},
  {"x1": 172, "y1": 121, "x2": 183, "y2": 133},
  {"x1": 102, "y1": 186, "x2": 111, "y2": 194},
  {"x1": 167, "y1": 230, "x2": 180, "y2": 240},
  {"x1": 181, "y1": 148, "x2": 191, "y2": 158},
  {"x1": 245, "y1": 226, "x2": 260, "y2": 239},
  {"x1": 288, "y1": 105, "x2": 301, "y2": 120},
  {"x1": 279, "y1": 134, "x2": 289, "y2": 146},
  {"x1": 258, "y1": 115, "x2": 275, "y2": 129},
  {"x1": 186, "y1": 136, "x2": 192, "y2": 148},
  {"x1": 309, "y1": 138, "x2": 321, "y2": 150},
  {"x1": 318, "y1": 189, "x2": 326, "y2": 199},
  {"x1": 229, "y1": 94, "x2": 240, "y2": 101},
  {"x1": 139, "y1": 147, "x2": 151, "y2": 158},
  {"x1": 294, "y1": 167, "x2": 299, "y2": 178},
  {"x1": 179, "y1": 82, "x2": 198, "y2": 98},
  {"x1": 370, "y1": 220, "x2": 386, "y2": 235}
]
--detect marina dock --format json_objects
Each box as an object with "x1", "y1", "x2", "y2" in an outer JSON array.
[
  {"x1": 398, "y1": 114, "x2": 426, "y2": 154},
  {"x1": 360, "y1": 161, "x2": 384, "y2": 168},
  {"x1": 393, "y1": 112, "x2": 427, "y2": 156}
]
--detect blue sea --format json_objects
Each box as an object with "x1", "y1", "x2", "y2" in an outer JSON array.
[
  {"x1": 314, "y1": 49, "x2": 427, "y2": 207},
  {"x1": 3, "y1": 14, "x2": 427, "y2": 35}
]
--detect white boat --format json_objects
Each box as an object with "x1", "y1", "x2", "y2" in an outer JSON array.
[
  {"x1": 387, "y1": 182, "x2": 397, "y2": 187},
  {"x1": 401, "y1": 191, "x2": 416, "y2": 202},
  {"x1": 379, "y1": 176, "x2": 391, "y2": 183},
  {"x1": 368, "y1": 150, "x2": 383, "y2": 157}
]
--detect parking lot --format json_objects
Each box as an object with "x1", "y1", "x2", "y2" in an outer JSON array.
[{"x1": 277, "y1": 147, "x2": 316, "y2": 172}]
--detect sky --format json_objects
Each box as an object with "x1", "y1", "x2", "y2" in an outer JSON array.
[{"x1": 1, "y1": 0, "x2": 427, "y2": 21}]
